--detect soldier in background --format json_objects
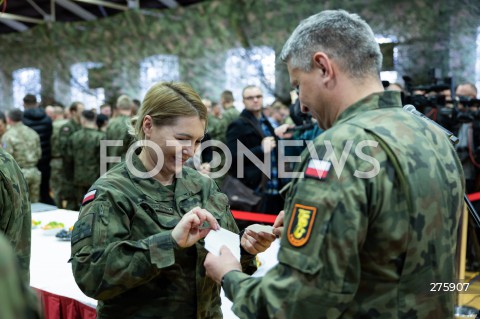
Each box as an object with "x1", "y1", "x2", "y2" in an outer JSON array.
[
  {"x1": 99, "y1": 103, "x2": 112, "y2": 119},
  {"x1": 50, "y1": 106, "x2": 68, "y2": 208},
  {"x1": 205, "y1": 10, "x2": 464, "y2": 318},
  {"x1": 22, "y1": 94, "x2": 53, "y2": 205},
  {"x1": 105, "y1": 95, "x2": 134, "y2": 170},
  {"x1": 218, "y1": 90, "x2": 239, "y2": 143},
  {"x1": 69, "y1": 110, "x2": 105, "y2": 210},
  {"x1": 2, "y1": 109, "x2": 42, "y2": 203},
  {"x1": 58, "y1": 102, "x2": 84, "y2": 210}
]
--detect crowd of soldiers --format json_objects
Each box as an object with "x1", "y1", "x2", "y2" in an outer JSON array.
[{"x1": 0, "y1": 94, "x2": 135, "y2": 211}]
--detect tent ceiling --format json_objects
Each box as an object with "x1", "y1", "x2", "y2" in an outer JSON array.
[{"x1": 0, "y1": 0, "x2": 205, "y2": 34}]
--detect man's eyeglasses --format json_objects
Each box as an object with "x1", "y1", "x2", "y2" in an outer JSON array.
[{"x1": 244, "y1": 95, "x2": 263, "y2": 101}]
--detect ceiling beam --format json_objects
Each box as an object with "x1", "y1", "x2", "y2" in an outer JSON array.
[
  {"x1": 26, "y1": 0, "x2": 49, "y2": 18},
  {"x1": 0, "y1": 19, "x2": 29, "y2": 32},
  {"x1": 157, "y1": 0, "x2": 179, "y2": 9},
  {"x1": 72, "y1": 0, "x2": 129, "y2": 11},
  {"x1": 56, "y1": 0, "x2": 97, "y2": 20},
  {"x1": 0, "y1": 13, "x2": 44, "y2": 24}
]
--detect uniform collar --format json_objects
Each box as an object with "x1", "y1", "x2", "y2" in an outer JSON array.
[{"x1": 333, "y1": 91, "x2": 402, "y2": 127}]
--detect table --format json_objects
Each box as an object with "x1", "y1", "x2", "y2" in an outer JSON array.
[
  {"x1": 31, "y1": 209, "x2": 97, "y2": 318},
  {"x1": 30, "y1": 209, "x2": 280, "y2": 319}
]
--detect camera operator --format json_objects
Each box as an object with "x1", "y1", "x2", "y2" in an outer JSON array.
[
  {"x1": 275, "y1": 89, "x2": 323, "y2": 169},
  {"x1": 454, "y1": 82, "x2": 479, "y2": 193}
]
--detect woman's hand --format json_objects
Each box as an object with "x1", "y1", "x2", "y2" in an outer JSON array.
[
  {"x1": 240, "y1": 229, "x2": 276, "y2": 255},
  {"x1": 171, "y1": 207, "x2": 219, "y2": 248}
]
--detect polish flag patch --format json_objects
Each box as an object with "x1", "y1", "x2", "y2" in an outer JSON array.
[
  {"x1": 82, "y1": 190, "x2": 97, "y2": 205},
  {"x1": 305, "y1": 159, "x2": 331, "y2": 180}
]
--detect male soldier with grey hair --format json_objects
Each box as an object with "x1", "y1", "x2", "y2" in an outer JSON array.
[
  {"x1": 2, "y1": 109, "x2": 42, "y2": 203},
  {"x1": 205, "y1": 9, "x2": 465, "y2": 318}
]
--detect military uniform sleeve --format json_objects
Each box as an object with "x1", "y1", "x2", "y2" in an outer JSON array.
[
  {"x1": 223, "y1": 132, "x2": 388, "y2": 318},
  {"x1": 70, "y1": 190, "x2": 177, "y2": 301},
  {"x1": 2, "y1": 135, "x2": 14, "y2": 155}
]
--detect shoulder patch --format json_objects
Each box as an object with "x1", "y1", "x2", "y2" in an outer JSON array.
[
  {"x1": 82, "y1": 189, "x2": 97, "y2": 205},
  {"x1": 287, "y1": 204, "x2": 317, "y2": 247},
  {"x1": 63, "y1": 127, "x2": 70, "y2": 132},
  {"x1": 305, "y1": 159, "x2": 331, "y2": 180}
]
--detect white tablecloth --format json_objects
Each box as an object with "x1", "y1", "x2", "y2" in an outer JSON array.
[
  {"x1": 30, "y1": 209, "x2": 279, "y2": 318},
  {"x1": 31, "y1": 209, "x2": 97, "y2": 308}
]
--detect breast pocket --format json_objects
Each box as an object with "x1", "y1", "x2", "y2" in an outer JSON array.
[{"x1": 138, "y1": 202, "x2": 180, "y2": 231}]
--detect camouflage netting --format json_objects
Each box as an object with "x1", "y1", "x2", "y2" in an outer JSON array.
[{"x1": 0, "y1": 0, "x2": 479, "y2": 109}]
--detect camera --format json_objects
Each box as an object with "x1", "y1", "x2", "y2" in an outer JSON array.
[{"x1": 289, "y1": 98, "x2": 314, "y2": 130}]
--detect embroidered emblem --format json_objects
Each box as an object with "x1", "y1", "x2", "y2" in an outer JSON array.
[{"x1": 287, "y1": 204, "x2": 317, "y2": 247}]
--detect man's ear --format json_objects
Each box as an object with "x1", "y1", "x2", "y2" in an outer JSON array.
[
  {"x1": 143, "y1": 115, "x2": 152, "y2": 138},
  {"x1": 312, "y1": 52, "x2": 334, "y2": 81}
]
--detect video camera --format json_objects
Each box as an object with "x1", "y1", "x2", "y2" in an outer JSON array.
[
  {"x1": 455, "y1": 96, "x2": 480, "y2": 123},
  {"x1": 288, "y1": 98, "x2": 314, "y2": 132},
  {"x1": 400, "y1": 75, "x2": 458, "y2": 130}
]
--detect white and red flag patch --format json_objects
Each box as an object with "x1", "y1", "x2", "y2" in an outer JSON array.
[
  {"x1": 305, "y1": 159, "x2": 331, "y2": 180},
  {"x1": 82, "y1": 189, "x2": 97, "y2": 205}
]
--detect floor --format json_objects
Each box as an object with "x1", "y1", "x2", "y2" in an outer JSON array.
[{"x1": 458, "y1": 271, "x2": 480, "y2": 313}]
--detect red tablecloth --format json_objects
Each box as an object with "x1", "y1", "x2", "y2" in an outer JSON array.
[{"x1": 35, "y1": 288, "x2": 96, "y2": 319}]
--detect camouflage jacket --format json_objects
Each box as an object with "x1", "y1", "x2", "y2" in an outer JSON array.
[
  {"x1": 218, "y1": 107, "x2": 240, "y2": 143},
  {"x1": 71, "y1": 153, "x2": 255, "y2": 319},
  {"x1": 50, "y1": 119, "x2": 68, "y2": 158},
  {"x1": 59, "y1": 119, "x2": 82, "y2": 179},
  {"x1": 105, "y1": 115, "x2": 134, "y2": 161},
  {"x1": 222, "y1": 91, "x2": 465, "y2": 318},
  {"x1": 2, "y1": 124, "x2": 41, "y2": 169},
  {"x1": 0, "y1": 233, "x2": 42, "y2": 319},
  {"x1": 0, "y1": 148, "x2": 31, "y2": 285},
  {"x1": 69, "y1": 127, "x2": 105, "y2": 187}
]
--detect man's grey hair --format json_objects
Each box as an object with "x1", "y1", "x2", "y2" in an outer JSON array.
[{"x1": 280, "y1": 10, "x2": 382, "y2": 78}]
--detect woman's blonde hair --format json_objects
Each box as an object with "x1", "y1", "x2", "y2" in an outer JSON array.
[{"x1": 131, "y1": 82, "x2": 208, "y2": 140}]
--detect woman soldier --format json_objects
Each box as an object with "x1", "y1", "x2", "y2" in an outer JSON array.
[{"x1": 70, "y1": 82, "x2": 275, "y2": 318}]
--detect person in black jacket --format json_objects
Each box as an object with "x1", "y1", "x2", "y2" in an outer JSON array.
[
  {"x1": 226, "y1": 85, "x2": 284, "y2": 214},
  {"x1": 22, "y1": 94, "x2": 54, "y2": 205}
]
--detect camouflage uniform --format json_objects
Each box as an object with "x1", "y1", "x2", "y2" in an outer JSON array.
[
  {"x1": 218, "y1": 107, "x2": 240, "y2": 143},
  {"x1": 0, "y1": 233, "x2": 42, "y2": 319},
  {"x1": 2, "y1": 124, "x2": 42, "y2": 203},
  {"x1": 209, "y1": 107, "x2": 240, "y2": 187},
  {"x1": 0, "y1": 147, "x2": 31, "y2": 285},
  {"x1": 50, "y1": 119, "x2": 68, "y2": 208},
  {"x1": 58, "y1": 119, "x2": 81, "y2": 210},
  {"x1": 69, "y1": 127, "x2": 105, "y2": 209},
  {"x1": 70, "y1": 153, "x2": 256, "y2": 319},
  {"x1": 222, "y1": 91, "x2": 465, "y2": 318},
  {"x1": 105, "y1": 115, "x2": 134, "y2": 170}
]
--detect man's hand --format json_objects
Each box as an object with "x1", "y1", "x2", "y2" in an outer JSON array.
[
  {"x1": 261, "y1": 136, "x2": 276, "y2": 154},
  {"x1": 171, "y1": 207, "x2": 219, "y2": 248},
  {"x1": 240, "y1": 229, "x2": 276, "y2": 255},
  {"x1": 204, "y1": 246, "x2": 242, "y2": 284},
  {"x1": 274, "y1": 123, "x2": 294, "y2": 139},
  {"x1": 273, "y1": 210, "x2": 285, "y2": 238}
]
